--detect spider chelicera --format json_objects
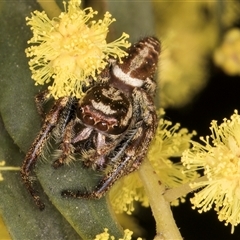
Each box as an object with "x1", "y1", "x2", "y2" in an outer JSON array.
[{"x1": 21, "y1": 36, "x2": 161, "y2": 210}]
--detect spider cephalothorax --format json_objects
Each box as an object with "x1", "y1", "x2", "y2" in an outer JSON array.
[{"x1": 21, "y1": 36, "x2": 161, "y2": 210}]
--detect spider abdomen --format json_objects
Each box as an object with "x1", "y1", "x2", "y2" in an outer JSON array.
[{"x1": 112, "y1": 36, "x2": 160, "y2": 90}]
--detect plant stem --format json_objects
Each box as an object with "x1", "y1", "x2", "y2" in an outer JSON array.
[
  {"x1": 164, "y1": 176, "x2": 207, "y2": 203},
  {"x1": 37, "y1": 0, "x2": 61, "y2": 18},
  {"x1": 138, "y1": 159, "x2": 183, "y2": 240}
]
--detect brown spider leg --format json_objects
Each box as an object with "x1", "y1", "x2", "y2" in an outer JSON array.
[
  {"x1": 21, "y1": 97, "x2": 69, "y2": 210},
  {"x1": 62, "y1": 89, "x2": 158, "y2": 199},
  {"x1": 52, "y1": 120, "x2": 75, "y2": 169},
  {"x1": 35, "y1": 90, "x2": 51, "y2": 120}
]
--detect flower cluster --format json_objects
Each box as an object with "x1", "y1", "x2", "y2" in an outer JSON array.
[
  {"x1": 182, "y1": 110, "x2": 240, "y2": 233},
  {"x1": 153, "y1": 2, "x2": 240, "y2": 108},
  {"x1": 110, "y1": 110, "x2": 197, "y2": 214},
  {"x1": 26, "y1": 0, "x2": 130, "y2": 99},
  {"x1": 94, "y1": 228, "x2": 142, "y2": 240}
]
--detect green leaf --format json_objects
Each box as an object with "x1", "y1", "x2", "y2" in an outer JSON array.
[
  {"x1": 86, "y1": 0, "x2": 155, "y2": 42},
  {"x1": 106, "y1": 0, "x2": 155, "y2": 42},
  {"x1": 0, "y1": 0, "x2": 156, "y2": 239},
  {"x1": 36, "y1": 158, "x2": 123, "y2": 238},
  {"x1": 0, "y1": 115, "x2": 81, "y2": 240},
  {"x1": 0, "y1": 1, "x2": 43, "y2": 153}
]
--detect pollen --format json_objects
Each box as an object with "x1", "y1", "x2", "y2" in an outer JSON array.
[
  {"x1": 182, "y1": 110, "x2": 240, "y2": 233},
  {"x1": 25, "y1": 0, "x2": 130, "y2": 99}
]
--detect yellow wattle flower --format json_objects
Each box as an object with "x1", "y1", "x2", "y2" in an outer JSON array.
[
  {"x1": 182, "y1": 110, "x2": 240, "y2": 233},
  {"x1": 25, "y1": 0, "x2": 130, "y2": 99},
  {"x1": 94, "y1": 228, "x2": 142, "y2": 240}
]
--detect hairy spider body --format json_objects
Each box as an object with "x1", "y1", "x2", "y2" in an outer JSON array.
[{"x1": 21, "y1": 36, "x2": 160, "y2": 210}]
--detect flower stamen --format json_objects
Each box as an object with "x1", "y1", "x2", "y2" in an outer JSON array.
[{"x1": 26, "y1": 0, "x2": 130, "y2": 99}]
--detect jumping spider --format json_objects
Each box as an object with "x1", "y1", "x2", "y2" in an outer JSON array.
[{"x1": 21, "y1": 36, "x2": 160, "y2": 210}]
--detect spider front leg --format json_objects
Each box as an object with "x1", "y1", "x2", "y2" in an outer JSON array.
[
  {"x1": 21, "y1": 97, "x2": 69, "y2": 210},
  {"x1": 35, "y1": 90, "x2": 51, "y2": 120},
  {"x1": 62, "y1": 89, "x2": 158, "y2": 199}
]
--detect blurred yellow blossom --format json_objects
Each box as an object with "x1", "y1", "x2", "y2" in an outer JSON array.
[
  {"x1": 153, "y1": 1, "x2": 240, "y2": 108},
  {"x1": 0, "y1": 161, "x2": 20, "y2": 181},
  {"x1": 214, "y1": 28, "x2": 240, "y2": 75},
  {"x1": 0, "y1": 215, "x2": 11, "y2": 240},
  {"x1": 26, "y1": 0, "x2": 130, "y2": 99},
  {"x1": 148, "y1": 117, "x2": 197, "y2": 187},
  {"x1": 110, "y1": 172, "x2": 147, "y2": 215},
  {"x1": 110, "y1": 110, "x2": 197, "y2": 214},
  {"x1": 94, "y1": 228, "x2": 142, "y2": 240},
  {"x1": 182, "y1": 110, "x2": 240, "y2": 233}
]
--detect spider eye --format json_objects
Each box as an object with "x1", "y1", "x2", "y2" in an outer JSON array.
[
  {"x1": 83, "y1": 115, "x2": 95, "y2": 125},
  {"x1": 113, "y1": 124, "x2": 119, "y2": 129},
  {"x1": 96, "y1": 121, "x2": 108, "y2": 131}
]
